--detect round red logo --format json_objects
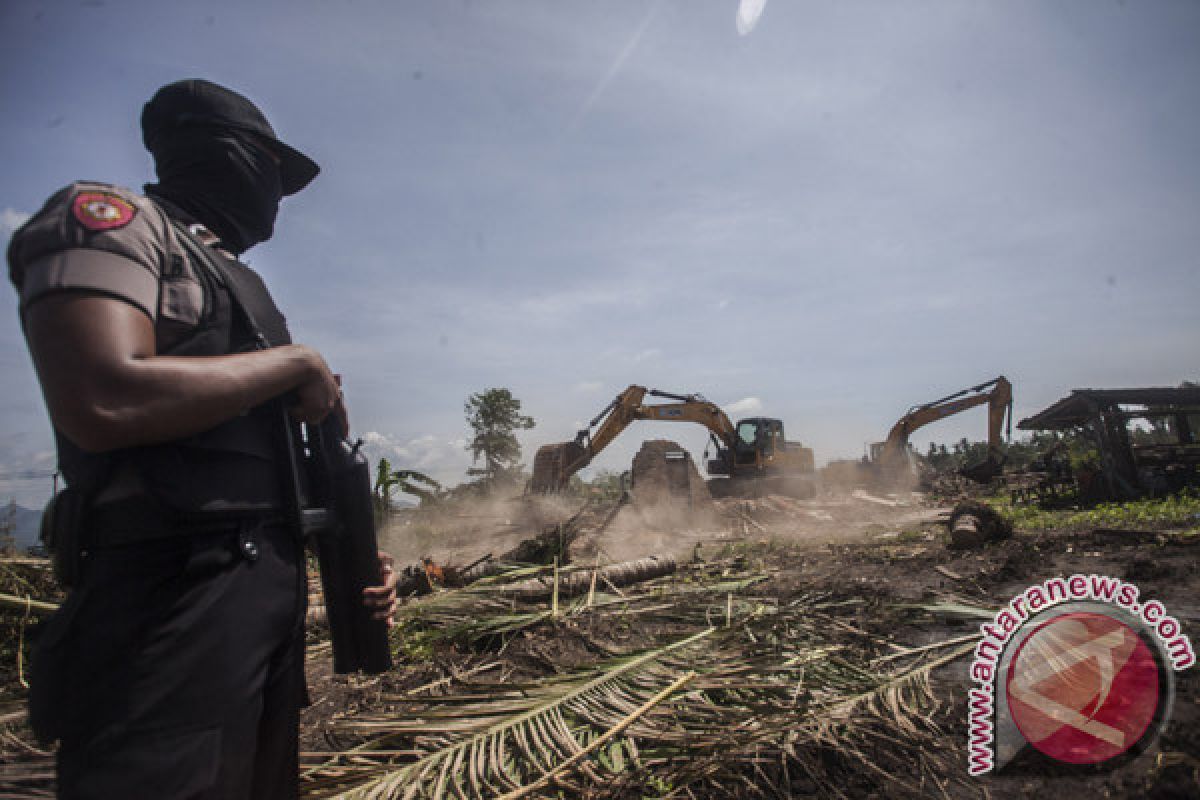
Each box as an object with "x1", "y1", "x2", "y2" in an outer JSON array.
[
  {"x1": 72, "y1": 191, "x2": 136, "y2": 231},
  {"x1": 1005, "y1": 611, "x2": 1160, "y2": 765}
]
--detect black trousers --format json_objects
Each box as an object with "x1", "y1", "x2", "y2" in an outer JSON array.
[{"x1": 30, "y1": 521, "x2": 306, "y2": 799}]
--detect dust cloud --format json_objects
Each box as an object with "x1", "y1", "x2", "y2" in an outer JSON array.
[
  {"x1": 377, "y1": 491, "x2": 578, "y2": 569},
  {"x1": 377, "y1": 439, "x2": 947, "y2": 574}
]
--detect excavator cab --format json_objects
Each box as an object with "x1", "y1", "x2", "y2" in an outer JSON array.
[
  {"x1": 735, "y1": 418, "x2": 785, "y2": 462},
  {"x1": 708, "y1": 417, "x2": 816, "y2": 497},
  {"x1": 735, "y1": 420, "x2": 763, "y2": 464},
  {"x1": 711, "y1": 418, "x2": 786, "y2": 472}
]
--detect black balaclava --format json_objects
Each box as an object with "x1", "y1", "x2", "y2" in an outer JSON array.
[{"x1": 145, "y1": 127, "x2": 283, "y2": 254}]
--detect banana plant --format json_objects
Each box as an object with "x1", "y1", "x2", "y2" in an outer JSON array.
[{"x1": 374, "y1": 457, "x2": 444, "y2": 515}]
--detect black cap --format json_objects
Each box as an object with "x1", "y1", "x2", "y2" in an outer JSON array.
[{"x1": 141, "y1": 79, "x2": 319, "y2": 195}]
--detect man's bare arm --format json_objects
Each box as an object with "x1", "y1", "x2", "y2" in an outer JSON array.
[{"x1": 25, "y1": 294, "x2": 341, "y2": 453}]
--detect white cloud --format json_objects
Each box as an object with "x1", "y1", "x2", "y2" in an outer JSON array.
[
  {"x1": 1, "y1": 208, "x2": 32, "y2": 238},
  {"x1": 516, "y1": 282, "x2": 654, "y2": 323},
  {"x1": 573, "y1": 381, "x2": 603, "y2": 393},
  {"x1": 722, "y1": 397, "x2": 763, "y2": 416},
  {"x1": 631, "y1": 348, "x2": 661, "y2": 363},
  {"x1": 361, "y1": 431, "x2": 472, "y2": 485}
]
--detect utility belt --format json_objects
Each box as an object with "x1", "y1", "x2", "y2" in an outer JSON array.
[
  {"x1": 42, "y1": 490, "x2": 291, "y2": 586},
  {"x1": 87, "y1": 498, "x2": 291, "y2": 548}
]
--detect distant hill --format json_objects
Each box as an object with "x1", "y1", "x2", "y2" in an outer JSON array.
[{"x1": 2, "y1": 504, "x2": 43, "y2": 552}]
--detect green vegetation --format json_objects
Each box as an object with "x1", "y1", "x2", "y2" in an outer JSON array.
[
  {"x1": 986, "y1": 489, "x2": 1200, "y2": 532},
  {"x1": 372, "y1": 457, "x2": 442, "y2": 514},
  {"x1": 925, "y1": 429, "x2": 1097, "y2": 474}
]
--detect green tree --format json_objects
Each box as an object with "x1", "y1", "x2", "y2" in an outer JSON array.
[{"x1": 464, "y1": 388, "x2": 535, "y2": 485}]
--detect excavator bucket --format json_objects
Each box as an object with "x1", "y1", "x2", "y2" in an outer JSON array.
[{"x1": 530, "y1": 441, "x2": 589, "y2": 493}]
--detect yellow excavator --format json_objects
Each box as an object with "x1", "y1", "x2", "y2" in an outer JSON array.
[
  {"x1": 530, "y1": 385, "x2": 816, "y2": 497},
  {"x1": 870, "y1": 375, "x2": 1013, "y2": 483}
]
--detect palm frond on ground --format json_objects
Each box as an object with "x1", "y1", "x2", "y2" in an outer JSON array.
[{"x1": 301, "y1": 553, "x2": 981, "y2": 799}]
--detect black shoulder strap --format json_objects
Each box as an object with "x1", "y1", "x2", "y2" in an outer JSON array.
[{"x1": 171, "y1": 221, "x2": 272, "y2": 351}]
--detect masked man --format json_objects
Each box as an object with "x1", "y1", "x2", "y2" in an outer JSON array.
[{"x1": 7, "y1": 79, "x2": 396, "y2": 799}]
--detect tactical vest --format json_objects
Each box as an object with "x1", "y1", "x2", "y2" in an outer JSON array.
[{"x1": 59, "y1": 216, "x2": 294, "y2": 515}]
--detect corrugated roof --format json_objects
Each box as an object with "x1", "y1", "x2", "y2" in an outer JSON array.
[{"x1": 1018, "y1": 387, "x2": 1200, "y2": 430}]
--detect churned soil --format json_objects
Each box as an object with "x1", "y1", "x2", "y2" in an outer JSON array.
[{"x1": 2, "y1": 485, "x2": 1197, "y2": 798}]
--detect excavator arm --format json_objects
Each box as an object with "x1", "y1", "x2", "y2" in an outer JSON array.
[
  {"x1": 875, "y1": 376, "x2": 1013, "y2": 481},
  {"x1": 984, "y1": 377, "x2": 1014, "y2": 453},
  {"x1": 530, "y1": 385, "x2": 738, "y2": 492}
]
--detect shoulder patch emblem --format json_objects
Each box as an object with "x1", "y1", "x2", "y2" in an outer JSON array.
[{"x1": 72, "y1": 190, "x2": 137, "y2": 231}]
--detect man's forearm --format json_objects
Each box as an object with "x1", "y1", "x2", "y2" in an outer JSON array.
[
  {"x1": 25, "y1": 294, "x2": 334, "y2": 453},
  {"x1": 88, "y1": 345, "x2": 320, "y2": 449}
]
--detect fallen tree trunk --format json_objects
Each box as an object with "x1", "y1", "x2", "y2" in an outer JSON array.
[
  {"x1": 499, "y1": 556, "x2": 677, "y2": 600},
  {"x1": 947, "y1": 500, "x2": 1013, "y2": 549}
]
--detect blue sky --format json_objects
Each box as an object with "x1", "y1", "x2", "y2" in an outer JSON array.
[{"x1": 2, "y1": 1, "x2": 1198, "y2": 507}]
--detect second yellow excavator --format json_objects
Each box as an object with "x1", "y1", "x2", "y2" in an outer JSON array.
[
  {"x1": 530, "y1": 385, "x2": 816, "y2": 497},
  {"x1": 870, "y1": 375, "x2": 1013, "y2": 483}
]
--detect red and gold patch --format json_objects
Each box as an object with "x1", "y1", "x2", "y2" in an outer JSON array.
[{"x1": 72, "y1": 191, "x2": 136, "y2": 231}]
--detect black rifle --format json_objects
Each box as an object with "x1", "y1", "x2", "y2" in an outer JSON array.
[{"x1": 279, "y1": 413, "x2": 393, "y2": 675}]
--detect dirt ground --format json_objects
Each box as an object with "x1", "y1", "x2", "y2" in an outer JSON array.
[
  {"x1": 1, "y1": 484, "x2": 1197, "y2": 798},
  {"x1": 292, "y1": 485, "x2": 1200, "y2": 798}
]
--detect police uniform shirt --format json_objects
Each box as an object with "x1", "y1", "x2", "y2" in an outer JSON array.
[{"x1": 8, "y1": 181, "x2": 210, "y2": 350}]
